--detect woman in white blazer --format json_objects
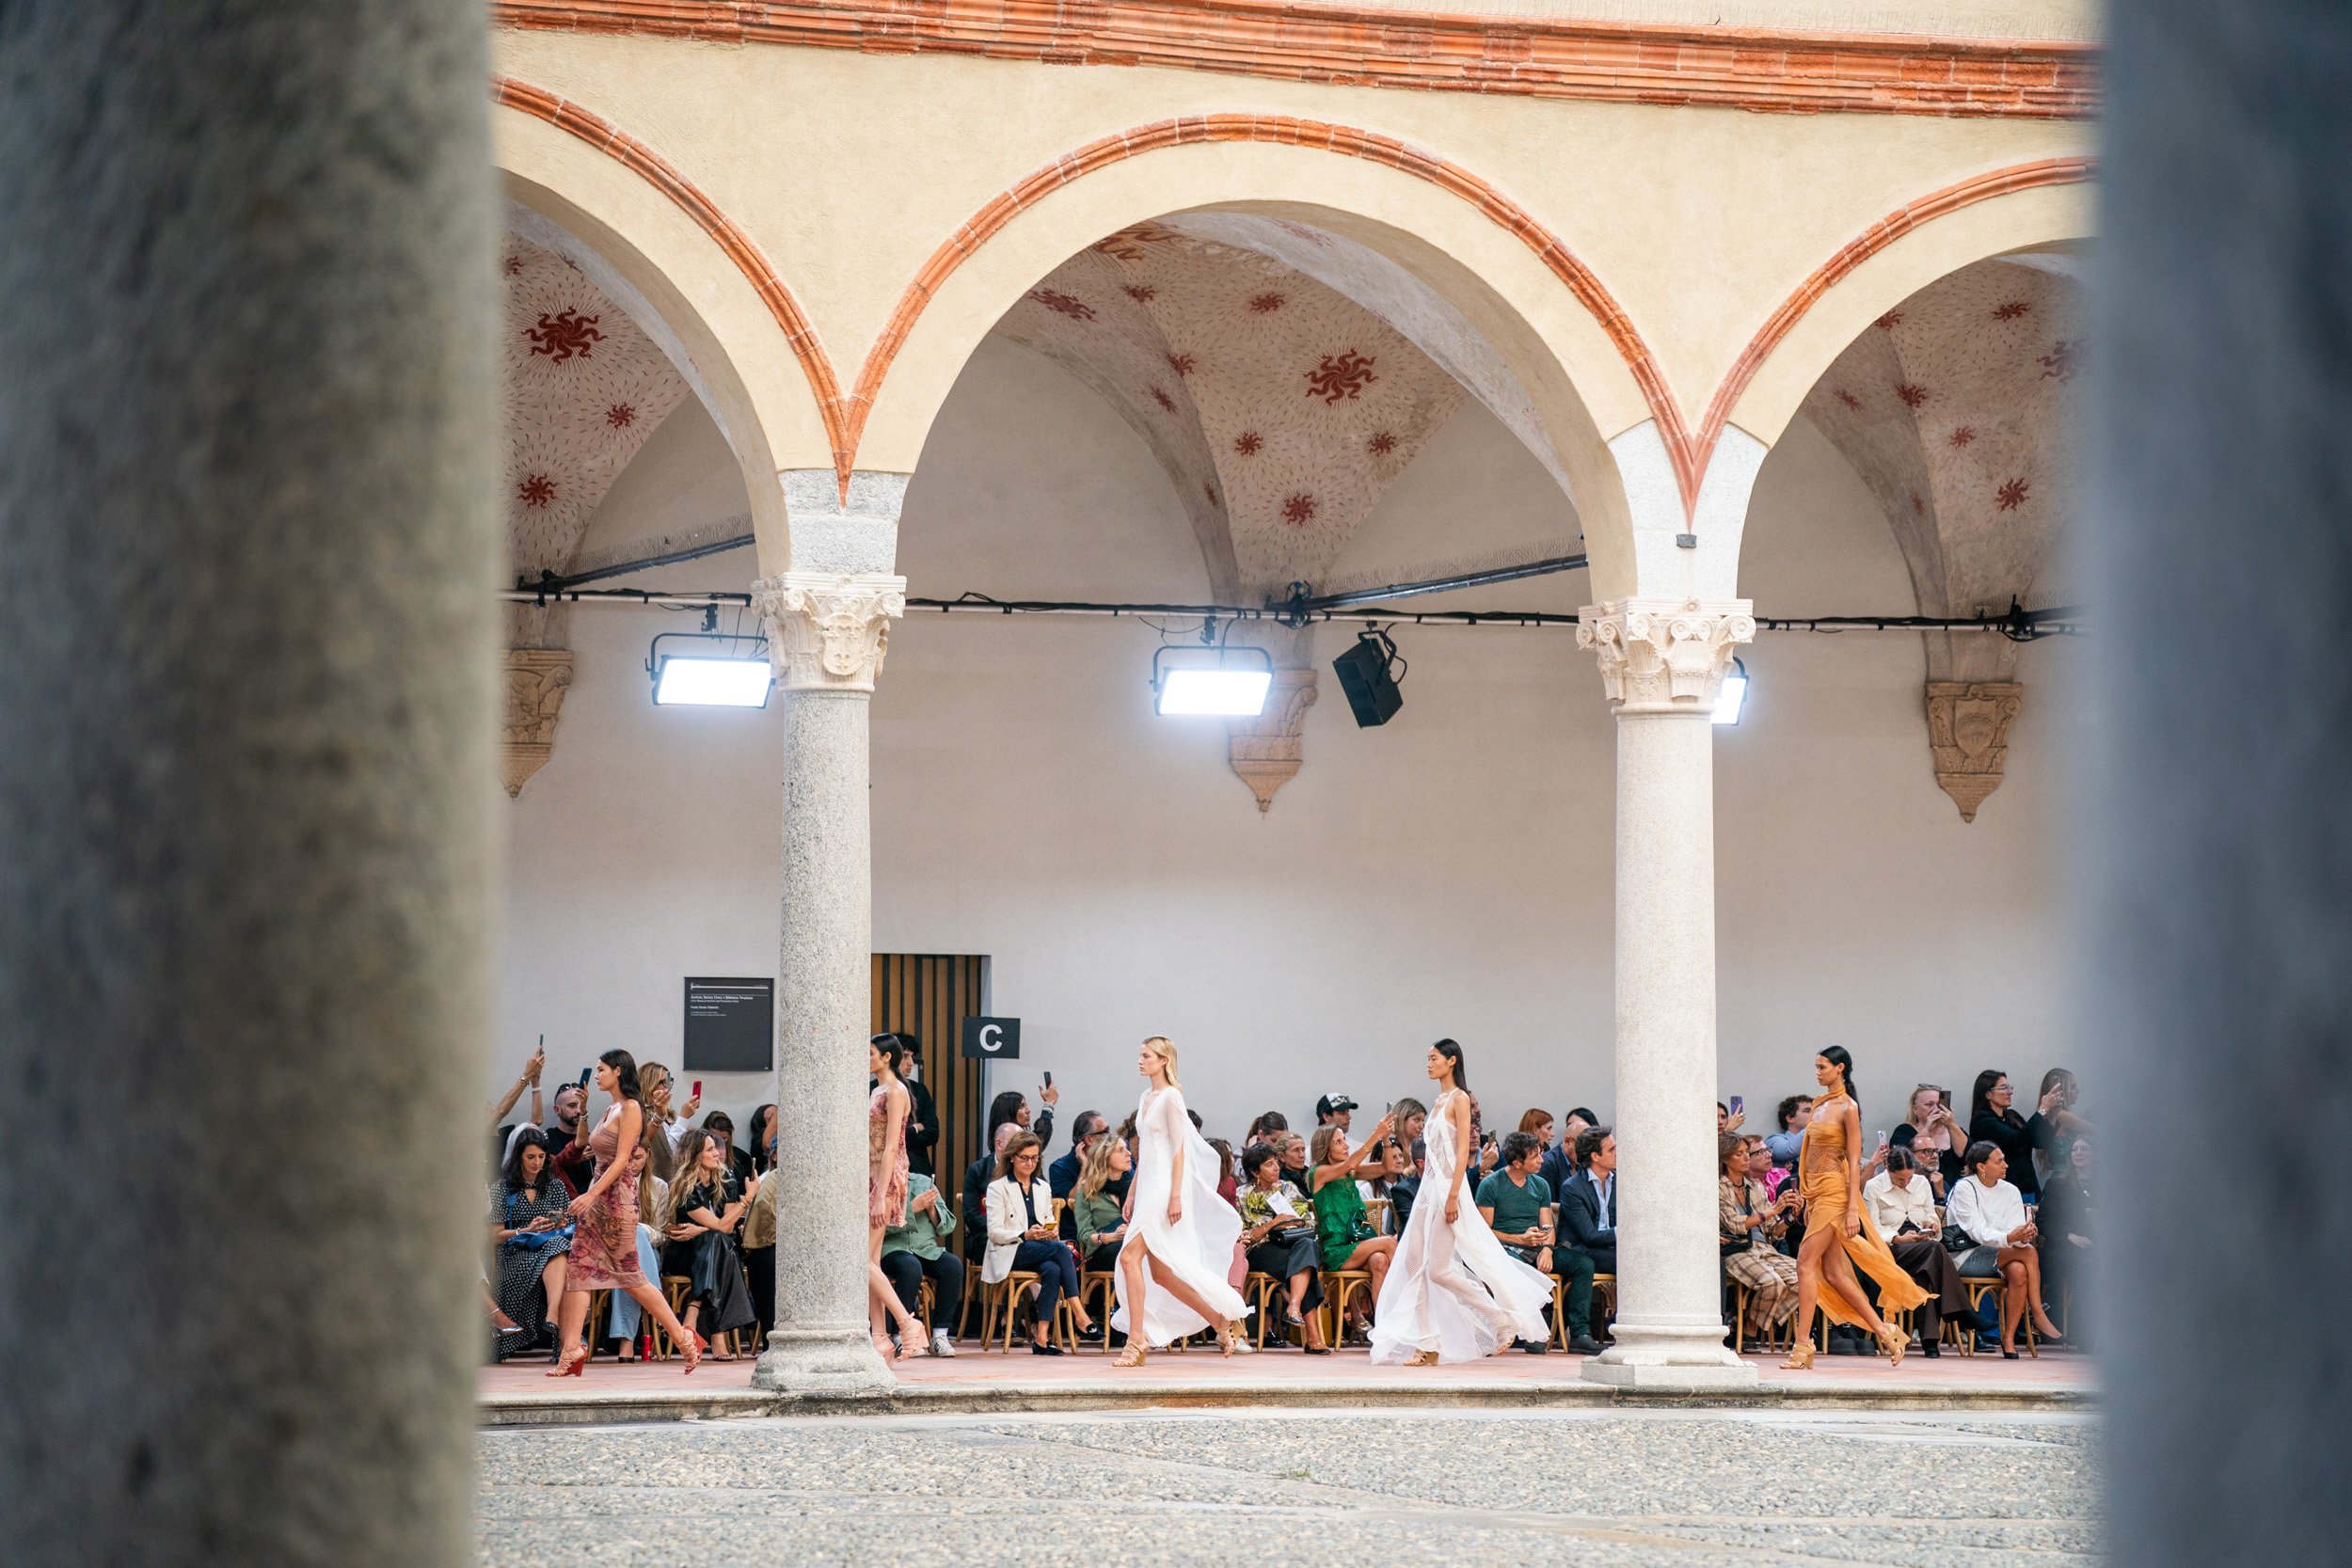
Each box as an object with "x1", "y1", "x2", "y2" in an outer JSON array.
[{"x1": 983, "y1": 1132, "x2": 1098, "y2": 1354}]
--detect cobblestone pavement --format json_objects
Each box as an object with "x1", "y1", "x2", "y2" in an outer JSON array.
[{"x1": 478, "y1": 1409, "x2": 2099, "y2": 1565}]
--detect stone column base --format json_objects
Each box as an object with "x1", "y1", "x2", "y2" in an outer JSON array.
[
  {"x1": 751, "y1": 1329, "x2": 896, "y2": 1398},
  {"x1": 1581, "y1": 1323, "x2": 1759, "y2": 1390}
]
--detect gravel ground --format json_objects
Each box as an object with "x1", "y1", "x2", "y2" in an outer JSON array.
[{"x1": 478, "y1": 1409, "x2": 2100, "y2": 1565}]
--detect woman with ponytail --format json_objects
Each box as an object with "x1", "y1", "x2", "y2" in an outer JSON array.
[{"x1": 1780, "y1": 1047, "x2": 1926, "y2": 1370}]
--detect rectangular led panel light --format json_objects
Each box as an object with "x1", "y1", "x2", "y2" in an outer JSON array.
[
  {"x1": 1711, "y1": 669, "x2": 1748, "y2": 725},
  {"x1": 1155, "y1": 667, "x2": 1272, "y2": 717},
  {"x1": 655, "y1": 656, "x2": 773, "y2": 707}
]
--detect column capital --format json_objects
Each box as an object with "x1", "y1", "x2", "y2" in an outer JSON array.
[
  {"x1": 753, "y1": 571, "x2": 907, "y2": 694},
  {"x1": 1576, "y1": 597, "x2": 1756, "y2": 715}
]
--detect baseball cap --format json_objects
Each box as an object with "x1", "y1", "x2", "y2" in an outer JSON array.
[{"x1": 1315, "y1": 1092, "x2": 1359, "y2": 1117}]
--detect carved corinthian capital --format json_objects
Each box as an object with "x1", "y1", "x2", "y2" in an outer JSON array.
[
  {"x1": 753, "y1": 571, "x2": 907, "y2": 693},
  {"x1": 1576, "y1": 598, "x2": 1756, "y2": 714}
]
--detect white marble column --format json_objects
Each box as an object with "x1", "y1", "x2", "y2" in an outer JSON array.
[
  {"x1": 1577, "y1": 599, "x2": 1759, "y2": 1389},
  {"x1": 751, "y1": 569, "x2": 906, "y2": 1397}
]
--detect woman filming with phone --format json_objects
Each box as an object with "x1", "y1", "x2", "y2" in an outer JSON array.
[
  {"x1": 488, "y1": 1127, "x2": 570, "y2": 1361},
  {"x1": 547, "y1": 1050, "x2": 704, "y2": 1377}
]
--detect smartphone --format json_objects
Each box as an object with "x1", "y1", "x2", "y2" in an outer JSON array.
[
  {"x1": 577, "y1": 1067, "x2": 592, "y2": 1090},
  {"x1": 691, "y1": 1080, "x2": 703, "y2": 1100},
  {"x1": 1874, "y1": 1129, "x2": 1888, "y2": 1148},
  {"x1": 1042, "y1": 1070, "x2": 1053, "y2": 1088},
  {"x1": 1728, "y1": 1095, "x2": 1742, "y2": 1118}
]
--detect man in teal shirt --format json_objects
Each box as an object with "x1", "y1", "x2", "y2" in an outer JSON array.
[
  {"x1": 1479, "y1": 1131, "x2": 1600, "y2": 1354},
  {"x1": 881, "y1": 1173, "x2": 961, "y2": 1358}
]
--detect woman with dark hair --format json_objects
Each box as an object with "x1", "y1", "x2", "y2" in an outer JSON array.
[
  {"x1": 488, "y1": 1127, "x2": 571, "y2": 1360},
  {"x1": 667, "y1": 1128, "x2": 758, "y2": 1358},
  {"x1": 548, "y1": 1050, "x2": 701, "y2": 1376},
  {"x1": 1369, "y1": 1040, "x2": 1551, "y2": 1365},
  {"x1": 882, "y1": 1033, "x2": 942, "y2": 1180},
  {"x1": 1968, "y1": 1069, "x2": 2060, "y2": 1202},
  {"x1": 868, "y1": 1037, "x2": 933, "y2": 1361},
  {"x1": 1947, "y1": 1138, "x2": 2064, "y2": 1354},
  {"x1": 986, "y1": 1086, "x2": 1056, "y2": 1164},
  {"x1": 749, "y1": 1103, "x2": 778, "y2": 1176},
  {"x1": 1236, "y1": 1141, "x2": 1328, "y2": 1351},
  {"x1": 986, "y1": 1130, "x2": 1098, "y2": 1354},
  {"x1": 1780, "y1": 1047, "x2": 1925, "y2": 1370}
]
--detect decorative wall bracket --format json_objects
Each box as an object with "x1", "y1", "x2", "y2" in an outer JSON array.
[
  {"x1": 500, "y1": 647, "x2": 574, "y2": 797},
  {"x1": 1926, "y1": 680, "x2": 2024, "y2": 822},
  {"x1": 753, "y1": 571, "x2": 907, "y2": 693},
  {"x1": 1228, "y1": 669, "x2": 1318, "y2": 813},
  {"x1": 1576, "y1": 597, "x2": 1756, "y2": 714}
]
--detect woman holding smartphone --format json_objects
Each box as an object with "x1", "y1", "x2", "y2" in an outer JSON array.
[
  {"x1": 488, "y1": 1127, "x2": 570, "y2": 1360},
  {"x1": 548, "y1": 1050, "x2": 700, "y2": 1376}
]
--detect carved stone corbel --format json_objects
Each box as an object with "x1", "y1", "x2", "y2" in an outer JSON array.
[
  {"x1": 1228, "y1": 670, "x2": 1318, "y2": 813},
  {"x1": 753, "y1": 571, "x2": 908, "y2": 693},
  {"x1": 500, "y1": 647, "x2": 573, "y2": 798},
  {"x1": 1577, "y1": 597, "x2": 1756, "y2": 714},
  {"x1": 1926, "y1": 680, "x2": 2024, "y2": 822}
]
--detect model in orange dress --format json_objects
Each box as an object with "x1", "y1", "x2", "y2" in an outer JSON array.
[{"x1": 1783, "y1": 1047, "x2": 1928, "y2": 1369}]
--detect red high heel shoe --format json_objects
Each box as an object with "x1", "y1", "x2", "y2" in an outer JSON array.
[
  {"x1": 546, "y1": 1344, "x2": 587, "y2": 1378},
  {"x1": 677, "y1": 1326, "x2": 706, "y2": 1375}
]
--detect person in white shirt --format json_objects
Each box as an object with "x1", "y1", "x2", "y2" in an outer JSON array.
[
  {"x1": 1862, "y1": 1148, "x2": 1973, "y2": 1356},
  {"x1": 1946, "y1": 1141, "x2": 2065, "y2": 1357}
]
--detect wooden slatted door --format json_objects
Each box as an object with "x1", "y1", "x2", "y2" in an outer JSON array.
[{"x1": 870, "y1": 955, "x2": 989, "y2": 1227}]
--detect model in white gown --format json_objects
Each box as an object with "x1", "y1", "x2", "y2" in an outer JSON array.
[
  {"x1": 1111, "y1": 1038, "x2": 1250, "y2": 1359},
  {"x1": 1369, "y1": 1076, "x2": 1553, "y2": 1364}
]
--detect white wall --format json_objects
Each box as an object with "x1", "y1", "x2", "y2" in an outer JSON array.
[{"x1": 495, "y1": 336, "x2": 2079, "y2": 1155}]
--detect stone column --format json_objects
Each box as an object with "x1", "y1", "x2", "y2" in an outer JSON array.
[
  {"x1": 752, "y1": 570, "x2": 906, "y2": 1397},
  {"x1": 0, "y1": 4, "x2": 496, "y2": 1563},
  {"x1": 1577, "y1": 599, "x2": 1758, "y2": 1389}
]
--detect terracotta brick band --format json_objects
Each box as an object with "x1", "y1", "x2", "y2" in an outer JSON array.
[
  {"x1": 491, "y1": 75, "x2": 857, "y2": 483},
  {"x1": 494, "y1": 1, "x2": 2096, "y2": 120}
]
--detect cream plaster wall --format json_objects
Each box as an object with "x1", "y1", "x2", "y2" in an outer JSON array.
[
  {"x1": 494, "y1": 330, "x2": 2078, "y2": 1159},
  {"x1": 491, "y1": 33, "x2": 2096, "y2": 498}
]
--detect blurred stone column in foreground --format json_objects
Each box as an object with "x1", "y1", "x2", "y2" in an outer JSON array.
[
  {"x1": 0, "y1": 4, "x2": 498, "y2": 1564},
  {"x1": 2093, "y1": 0, "x2": 2352, "y2": 1559}
]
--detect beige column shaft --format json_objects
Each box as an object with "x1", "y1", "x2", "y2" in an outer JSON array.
[
  {"x1": 1578, "y1": 600, "x2": 1760, "y2": 1389},
  {"x1": 752, "y1": 571, "x2": 905, "y2": 1397}
]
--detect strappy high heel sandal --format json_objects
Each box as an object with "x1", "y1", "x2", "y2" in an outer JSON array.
[
  {"x1": 547, "y1": 1343, "x2": 587, "y2": 1378},
  {"x1": 1112, "y1": 1340, "x2": 1148, "y2": 1369},
  {"x1": 1216, "y1": 1319, "x2": 1257, "y2": 1357},
  {"x1": 1876, "y1": 1323, "x2": 1907, "y2": 1368},
  {"x1": 1779, "y1": 1341, "x2": 1815, "y2": 1370},
  {"x1": 1407, "y1": 1348, "x2": 1440, "y2": 1367}
]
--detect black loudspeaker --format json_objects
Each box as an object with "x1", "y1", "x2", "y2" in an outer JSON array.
[{"x1": 1332, "y1": 631, "x2": 1404, "y2": 727}]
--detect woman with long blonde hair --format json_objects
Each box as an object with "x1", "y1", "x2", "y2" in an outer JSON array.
[{"x1": 1111, "y1": 1037, "x2": 1252, "y2": 1365}]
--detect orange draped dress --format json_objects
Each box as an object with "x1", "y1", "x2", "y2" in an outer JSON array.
[{"x1": 1798, "y1": 1092, "x2": 1928, "y2": 1327}]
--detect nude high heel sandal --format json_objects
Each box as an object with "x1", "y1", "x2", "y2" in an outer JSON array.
[
  {"x1": 1112, "y1": 1340, "x2": 1148, "y2": 1369},
  {"x1": 1876, "y1": 1323, "x2": 1907, "y2": 1369},
  {"x1": 1779, "y1": 1341, "x2": 1815, "y2": 1370},
  {"x1": 1216, "y1": 1320, "x2": 1257, "y2": 1357}
]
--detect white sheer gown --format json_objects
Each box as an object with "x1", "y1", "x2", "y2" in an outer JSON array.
[
  {"x1": 1111, "y1": 1085, "x2": 1248, "y2": 1346},
  {"x1": 1368, "y1": 1088, "x2": 1553, "y2": 1363}
]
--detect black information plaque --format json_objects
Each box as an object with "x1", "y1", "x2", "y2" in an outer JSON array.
[{"x1": 682, "y1": 977, "x2": 774, "y2": 1071}]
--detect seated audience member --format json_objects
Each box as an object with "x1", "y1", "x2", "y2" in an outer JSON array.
[
  {"x1": 1246, "y1": 1111, "x2": 1290, "y2": 1147},
  {"x1": 741, "y1": 1156, "x2": 778, "y2": 1339},
  {"x1": 1719, "y1": 1133, "x2": 1798, "y2": 1345},
  {"x1": 1368, "y1": 1136, "x2": 1407, "y2": 1231},
  {"x1": 1717, "y1": 1100, "x2": 1745, "y2": 1135},
  {"x1": 1885, "y1": 1124, "x2": 1947, "y2": 1202},
  {"x1": 986, "y1": 1085, "x2": 1057, "y2": 1164},
  {"x1": 1560, "y1": 1125, "x2": 1618, "y2": 1277},
  {"x1": 539, "y1": 1080, "x2": 590, "y2": 1199},
  {"x1": 488, "y1": 1043, "x2": 547, "y2": 1164},
  {"x1": 1308, "y1": 1120, "x2": 1399, "y2": 1336},
  {"x1": 963, "y1": 1121, "x2": 1019, "y2": 1268},
  {"x1": 488, "y1": 1127, "x2": 571, "y2": 1359},
  {"x1": 1278, "y1": 1131, "x2": 1311, "y2": 1185},
  {"x1": 701, "y1": 1110, "x2": 755, "y2": 1186},
  {"x1": 1389, "y1": 1138, "x2": 1425, "y2": 1231},
  {"x1": 1765, "y1": 1096, "x2": 1812, "y2": 1169},
  {"x1": 1315, "y1": 1092, "x2": 1358, "y2": 1136},
  {"x1": 1538, "y1": 1107, "x2": 1594, "y2": 1203},
  {"x1": 1236, "y1": 1142, "x2": 1328, "y2": 1351},
  {"x1": 1862, "y1": 1147, "x2": 1972, "y2": 1356},
  {"x1": 1967, "y1": 1069, "x2": 2054, "y2": 1204},
  {"x1": 638, "y1": 1062, "x2": 694, "y2": 1179},
  {"x1": 1049, "y1": 1111, "x2": 1108, "y2": 1200},
  {"x1": 983, "y1": 1132, "x2": 1097, "y2": 1354},
  {"x1": 2036, "y1": 1134, "x2": 2094, "y2": 1332},
  {"x1": 1391, "y1": 1101, "x2": 1428, "y2": 1167},
  {"x1": 889, "y1": 1033, "x2": 941, "y2": 1180},
  {"x1": 881, "y1": 1171, "x2": 961, "y2": 1359},
  {"x1": 1208, "y1": 1137, "x2": 1239, "y2": 1207},
  {"x1": 1947, "y1": 1139, "x2": 2065, "y2": 1356},
  {"x1": 2034, "y1": 1068, "x2": 2095, "y2": 1186},
  {"x1": 1479, "y1": 1130, "x2": 1571, "y2": 1354},
  {"x1": 667, "y1": 1128, "x2": 757, "y2": 1357},
  {"x1": 1899, "y1": 1085, "x2": 1965, "y2": 1190},
  {"x1": 1071, "y1": 1136, "x2": 1133, "y2": 1272},
  {"x1": 747, "y1": 1103, "x2": 778, "y2": 1178},
  {"x1": 1519, "y1": 1109, "x2": 1556, "y2": 1156}
]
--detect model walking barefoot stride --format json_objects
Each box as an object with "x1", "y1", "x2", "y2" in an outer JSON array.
[
  {"x1": 1782, "y1": 1047, "x2": 1928, "y2": 1369},
  {"x1": 1368, "y1": 1040, "x2": 1552, "y2": 1365},
  {"x1": 867, "y1": 1037, "x2": 933, "y2": 1362},
  {"x1": 1111, "y1": 1037, "x2": 1254, "y2": 1366},
  {"x1": 548, "y1": 1050, "x2": 701, "y2": 1376}
]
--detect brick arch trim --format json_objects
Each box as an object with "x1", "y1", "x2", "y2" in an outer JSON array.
[
  {"x1": 1698, "y1": 155, "x2": 2096, "y2": 476},
  {"x1": 491, "y1": 76, "x2": 855, "y2": 482},
  {"x1": 851, "y1": 115, "x2": 1701, "y2": 507}
]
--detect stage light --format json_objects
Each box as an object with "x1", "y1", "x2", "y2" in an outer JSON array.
[
  {"x1": 1152, "y1": 643, "x2": 1272, "y2": 717},
  {"x1": 1332, "y1": 628, "x2": 1405, "y2": 727},
  {"x1": 648, "y1": 630, "x2": 772, "y2": 707},
  {"x1": 1712, "y1": 656, "x2": 1749, "y2": 725}
]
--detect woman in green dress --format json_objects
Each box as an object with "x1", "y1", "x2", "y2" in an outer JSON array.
[{"x1": 1307, "y1": 1119, "x2": 1398, "y2": 1341}]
